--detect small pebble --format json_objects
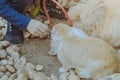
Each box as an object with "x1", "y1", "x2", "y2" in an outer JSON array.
[
  {"x1": 6, "y1": 65, "x2": 16, "y2": 73},
  {"x1": 0, "y1": 50, "x2": 6, "y2": 58},
  {"x1": 59, "y1": 72, "x2": 69, "y2": 80},
  {"x1": 44, "y1": 20, "x2": 50, "y2": 25},
  {"x1": 16, "y1": 73, "x2": 29, "y2": 80},
  {"x1": 5, "y1": 71, "x2": 12, "y2": 77},
  {"x1": 36, "y1": 65, "x2": 43, "y2": 71},
  {"x1": 1, "y1": 75, "x2": 8, "y2": 80},
  {"x1": 8, "y1": 58, "x2": 14, "y2": 66},
  {"x1": 26, "y1": 63, "x2": 35, "y2": 70},
  {"x1": 51, "y1": 74, "x2": 59, "y2": 80},
  {"x1": 0, "y1": 66, "x2": 7, "y2": 73},
  {"x1": 0, "y1": 41, "x2": 10, "y2": 47},
  {"x1": 1, "y1": 59, "x2": 8, "y2": 65},
  {"x1": 9, "y1": 73, "x2": 17, "y2": 80},
  {"x1": 11, "y1": 52, "x2": 20, "y2": 59},
  {"x1": 0, "y1": 71, "x2": 4, "y2": 77},
  {"x1": 20, "y1": 56, "x2": 27, "y2": 64},
  {"x1": 34, "y1": 72, "x2": 48, "y2": 80}
]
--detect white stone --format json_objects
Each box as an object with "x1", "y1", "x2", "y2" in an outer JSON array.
[
  {"x1": 26, "y1": 63, "x2": 35, "y2": 70},
  {"x1": 47, "y1": 77, "x2": 51, "y2": 80},
  {"x1": 8, "y1": 58, "x2": 14, "y2": 66},
  {"x1": 1, "y1": 60, "x2": 8, "y2": 65},
  {"x1": 59, "y1": 72, "x2": 69, "y2": 80},
  {"x1": 69, "y1": 70, "x2": 76, "y2": 74},
  {"x1": 29, "y1": 54, "x2": 33, "y2": 57},
  {"x1": 0, "y1": 71, "x2": 4, "y2": 77},
  {"x1": 27, "y1": 69, "x2": 36, "y2": 80},
  {"x1": 1, "y1": 28, "x2": 5, "y2": 36},
  {"x1": 14, "y1": 63, "x2": 25, "y2": 70},
  {"x1": 14, "y1": 58, "x2": 20, "y2": 64},
  {"x1": 6, "y1": 46, "x2": 20, "y2": 54},
  {"x1": 11, "y1": 52, "x2": 20, "y2": 59},
  {"x1": 8, "y1": 78, "x2": 13, "y2": 80},
  {"x1": 0, "y1": 50, "x2": 7, "y2": 58},
  {"x1": 16, "y1": 73, "x2": 28, "y2": 80},
  {"x1": 16, "y1": 65, "x2": 27, "y2": 76},
  {"x1": 59, "y1": 67, "x2": 66, "y2": 73},
  {"x1": 0, "y1": 66, "x2": 7, "y2": 73},
  {"x1": 26, "y1": 63, "x2": 36, "y2": 80},
  {"x1": 36, "y1": 64, "x2": 43, "y2": 71},
  {"x1": 0, "y1": 35, "x2": 4, "y2": 41},
  {"x1": 51, "y1": 74, "x2": 59, "y2": 80},
  {"x1": 68, "y1": 72, "x2": 80, "y2": 80},
  {"x1": 20, "y1": 56, "x2": 27, "y2": 64},
  {"x1": 0, "y1": 41, "x2": 10, "y2": 48},
  {"x1": 6, "y1": 65, "x2": 16, "y2": 73},
  {"x1": 5, "y1": 71, "x2": 12, "y2": 77},
  {"x1": 9, "y1": 73, "x2": 17, "y2": 80},
  {"x1": 1, "y1": 75, "x2": 8, "y2": 80},
  {"x1": 34, "y1": 72, "x2": 48, "y2": 80},
  {"x1": 0, "y1": 45, "x2": 3, "y2": 50},
  {"x1": 0, "y1": 18, "x2": 6, "y2": 26}
]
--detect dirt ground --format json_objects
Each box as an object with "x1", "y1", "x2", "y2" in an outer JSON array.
[{"x1": 20, "y1": 38, "x2": 61, "y2": 77}]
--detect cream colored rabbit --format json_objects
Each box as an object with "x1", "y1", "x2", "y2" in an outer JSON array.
[
  {"x1": 50, "y1": 23, "x2": 119, "y2": 80},
  {"x1": 49, "y1": 23, "x2": 88, "y2": 55},
  {"x1": 68, "y1": 0, "x2": 120, "y2": 47},
  {"x1": 68, "y1": 0, "x2": 105, "y2": 35},
  {"x1": 91, "y1": 0, "x2": 120, "y2": 47}
]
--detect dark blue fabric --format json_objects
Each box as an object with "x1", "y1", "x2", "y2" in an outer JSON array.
[{"x1": 0, "y1": 0, "x2": 31, "y2": 30}]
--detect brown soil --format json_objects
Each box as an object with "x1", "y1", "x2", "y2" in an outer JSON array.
[{"x1": 20, "y1": 38, "x2": 61, "y2": 77}]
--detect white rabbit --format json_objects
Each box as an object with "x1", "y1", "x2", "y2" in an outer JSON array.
[
  {"x1": 49, "y1": 23, "x2": 88, "y2": 55},
  {"x1": 68, "y1": 0, "x2": 105, "y2": 35},
  {"x1": 68, "y1": 0, "x2": 120, "y2": 47},
  {"x1": 50, "y1": 23, "x2": 119, "y2": 80},
  {"x1": 91, "y1": 0, "x2": 120, "y2": 47}
]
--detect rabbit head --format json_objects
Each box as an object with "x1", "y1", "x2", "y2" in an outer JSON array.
[{"x1": 49, "y1": 23, "x2": 88, "y2": 55}]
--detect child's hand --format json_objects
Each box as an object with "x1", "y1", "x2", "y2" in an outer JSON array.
[
  {"x1": 58, "y1": 0, "x2": 70, "y2": 7},
  {"x1": 27, "y1": 19, "x2": 49, "y2": 37}
]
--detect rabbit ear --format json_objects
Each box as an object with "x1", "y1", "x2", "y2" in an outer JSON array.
[{"x1": 69, "y1": 27, "x2": 88, "y2": 39}]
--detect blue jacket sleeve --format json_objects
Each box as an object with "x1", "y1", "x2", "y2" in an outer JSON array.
[{"x1": 0, "y1": 0, "x2": 31, "y2": 30}]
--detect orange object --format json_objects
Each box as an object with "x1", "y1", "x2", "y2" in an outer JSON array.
[
  {"x1": 43, "y1": 0, "x2": 53, "y2": 27},
  {"x1": 43, "y1": 0, "x2": 73, "y2": 27}
]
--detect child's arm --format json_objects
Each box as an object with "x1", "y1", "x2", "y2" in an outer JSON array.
[{"x1": 0, "y1": 0, "x2": 31, "y2": 30}]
